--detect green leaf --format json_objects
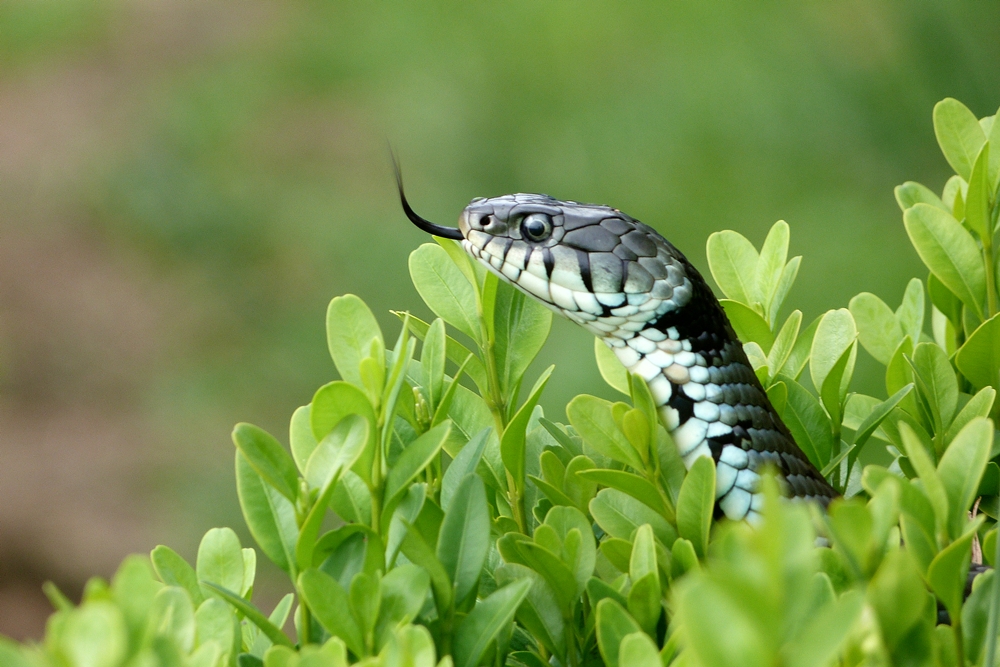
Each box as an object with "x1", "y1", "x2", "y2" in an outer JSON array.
[
  {"x1": 500, "y1": 366, "x2": 554, "y2": 494},
  {"x1": 397, "y1": 311, "x2": 489, "y2": 393},
  {"x1": 232, "y1": 423, "x2": 299, "y2": 503},
  {"x1": 937, "y1": 417, "x2": 993, "y2": 538},
  {"x1": 421, "y1": 318, "x2": 447, "y2": 412},
  {"x1": 942, "y1": 175, "x2": 968, "y2": 219},
  {"x1": 594, "y1": 598, "x2": 644, "y2": 667},
  {"x1": 677, "y1": 456, "x2": 715, "y2": 559},
  {"x1": 304, "y1": 413, "x2": 370, "y2": 493},
  {"x1": 944, "y1": 387, "x2": 995, "y2": 445},
  {"x1": 595, "y1": 338, "x2": 630, "y2": 396},
  {"x1": 409, "y1": 243, "x2": 480, "y2": 343},
  {"x1": 197, "y1": 528, "x2": 244, "y2": 600},
  {"x1": 441, "y1": 427, "x2": 491, "y2": 511},
  {"x1": 849, "y1": 292, "x2": 903, "y2": 366},
  {"x1": 236, "y1": 452, "x2": 298, "y2": 576},
  {"x1": 437, "y1": 474, "x2": 490, "y2": 606},
  {"x1": 720, "y1": 299, "x2": 774, "y2": 350},
  {"x1": 326, "y1": 295, "x2": 384, "y2": 390},
  {"x1": 770, "y1": 256, "x2": 802, "y2": 329},
  {"x1": 848, "y1": 384, "x2": 913, "y2": 467},
  {"x1": 707, "y1": 230, "x2": 759, "y2": 306},
  {"x1": 782, "y1": 590, "x2": 864, "y2": 667},
  {"x1": 493, "y1": 281, "x2": 553, "y2": 398},
  {"x1": 897, "y1": 278, "x2": 926, "y2": 345},
  {"x1": 904, "y1": 203, "x2": 985, "y2": 320},
  {"x1": 384, "y1": 421, "x2": 452, "y2": 522},
  {"x1": 783, "y1": 314, "x2": 820, "y2": 381},
  {"x1": 151, "y1": 545, "x2": 203, "y2": 606},
  {"x1": 400, "y1": 520, "x2": 453, "y2": 613},
  {"x1": 60, "y1": 602, "x2": 128, "y2": 667},
  {"x1": 626, "y1": 573, "x2": 661, "y2": 638},
  {"x1": 910, "y1": 342, "x2": 959, "y2": 433},
  {"x1": 575, "y1": 469, "x2": 671, "y2": 519},
  {"x1": 929, "y1": 272, "x2": 964, "y2": 329},
  {"x1": 349, "y1": 572, "x2": 381, "y2": 653},
  {"x1": 298, "y1": 569, "x2": 365, "y2": 656},
  {"x1": 618, "y1": 633, "x2": 661, "y2": 667},
  {"x1": 778, "y1": 377, "x2": 833, "y2": 470},
  {"x1": 194, "y1": 597, "x2": 234, "y2": 652},
  {"x1": 956, "y1": 313, "x2": 1000, "y2": 390},
  {"x1": 452, "y1": 579, "x2": 532, "y2": 667},
  {"x1": 899, "y1": 423, "x2": 948, "y2": 543},
  {"x1": 567, "y1": 395, "x2": 644, "y2": 470},
  {"x1": 203, "y1": 582, "x2": 294, "y2": 649},
  {"x1": 819, "y1": 341, "x2": 856, "y2": 428},
  {"x1": 895, "y1": 181, "x2": 948, "y2": 212},
  {"x1": 310, "y1": 381, "x2": 378, "y2": 485},
  {"x1": 928, "y1": 528, "x2": 976, "y2": 623},
  {"x1": 810, "y1": 308, "x2": 857, "y2": 398},
  {"x1": 298, "y1": 415, "x2": 370, "y2": 571},
  {"x1": 674, "y1": 577, "x2": 767, "y2": 667},
  {"x1": 290, "y1": 405, "x2": 318, "y2": 475},
  {"x1": 756, "y1": 220, "x2": 790, "y2": 323},
  {"x1": 376, "y1": 565, "x2": 431, "y2": 650},
  {"x1": 867, "y1": 549, "x2": 927, "y2": 649},
  {"x1": 966, "y1": 144, "x2": 992, "y2": 243},
  {"x1": 933, "y1": 98, "x2": 987, "y2": 180},
  {"x1": 590, "y1": 488, "x2": 678, "y2": 547},
  {"x1": 768, "y1": 310, "x2": 802, "y2": 377}
]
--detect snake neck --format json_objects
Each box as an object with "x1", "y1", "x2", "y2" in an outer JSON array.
[{"x1": 605, "y1": 257, "x2": 838, "y2": 521}]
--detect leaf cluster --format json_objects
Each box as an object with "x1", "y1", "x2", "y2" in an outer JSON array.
[{"x1": 5, "y1": 98, "x2": 1000, "y2": 667}]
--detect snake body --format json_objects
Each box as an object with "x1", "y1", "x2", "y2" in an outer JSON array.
[{"x1": 399, "y1": 184, "x2": 838, "y2": 521}]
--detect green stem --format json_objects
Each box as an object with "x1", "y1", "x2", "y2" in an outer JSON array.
[
  {"x1": 299, "y1": 592, "x2": 312, "y2": 645},
  {"x1": 953, "y1": 614, "x2": 965, "y2": 667},
  {"x1": 984, "y1": 238, "x2": 997, "y2": 318},
  {"x1": 984, "y1": 527, "x2": 1000, "y2": 667}
]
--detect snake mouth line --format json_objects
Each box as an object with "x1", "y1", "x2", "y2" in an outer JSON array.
[{"x1": 392, "y1": 155, "x2": 464, "y2": 240}]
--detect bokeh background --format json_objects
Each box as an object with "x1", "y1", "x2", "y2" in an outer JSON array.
[{"x1": 1, "y1": 0, "x2": 999, "y2": 639}]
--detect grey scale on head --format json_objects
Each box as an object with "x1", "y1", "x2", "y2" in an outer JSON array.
[{"x1": 396, "y1": 172, "x2": 839, "y2": 523}]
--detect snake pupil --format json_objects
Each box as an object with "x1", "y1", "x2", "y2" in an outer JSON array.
[{"x1": 521, "y1": 213, "x2": 552, "y2": 242}]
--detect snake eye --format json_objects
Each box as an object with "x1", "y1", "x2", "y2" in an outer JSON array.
[{"x1": 520, "y1": 213, "x2": 553, "y2": 242}]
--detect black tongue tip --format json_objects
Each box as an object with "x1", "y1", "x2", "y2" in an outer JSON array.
[{"x1": 391, "y1": 153, "x2": 464, "y2": 240}]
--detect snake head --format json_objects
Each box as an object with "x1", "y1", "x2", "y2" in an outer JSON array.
[{"x1": 393, "y1": 158, "x2": 693, "y2": 336}]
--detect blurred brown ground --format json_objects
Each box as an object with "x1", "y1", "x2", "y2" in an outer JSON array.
[{"x1": 0, "y1": 0, "x2": 276, "y2": 637}]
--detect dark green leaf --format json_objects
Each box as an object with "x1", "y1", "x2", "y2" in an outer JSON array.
[
  {"x1": 567, "y1": 395, "x2": 644, "y2": 470},
  {"x1": 232, "y1": 423, "x2": 299, "y2": 503},
  {"x1": 202, "y1": 582, "x2": 293, "y2": 649},
  {"x1": 778, "y1": 377, "x2": 833, "y2": 470},
  {"x1": 594, "y1": 598, "x2": 644, "y2": 667},
  {"x1": 235, "y1": 453, "x2": 297, "y2": 575},
  {"x1": 297, "y1": 569, "x2": 364, "y2": 656},
  {"x1": 437, "y1": 474, "x2": 490, "y2": 606},
  {"x1": 676, "y1": 457, "x2": 715, "y2": 559},
  {"x1": 937, "y1": 417, "x2": 992, "y2": 537},
  {"x1": 500, "y1": 366, "x2": 554, "y2": 494},
  {"x1": 575, "y1": 469, "x2": 670, "y2": 519},
  {"x1": 453, "y1": 579, "x2": 532, "y2": 667},
  {"x1": 590, "y1": 488, "x2": 677, "y2": 547},
  {"x1": 956, "y1": 313, "x2": 1000, "y2": 390}
]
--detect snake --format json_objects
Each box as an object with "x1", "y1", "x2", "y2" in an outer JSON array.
[{"x1": 395, "y1": 175, "x2": 839, "y2": 522}]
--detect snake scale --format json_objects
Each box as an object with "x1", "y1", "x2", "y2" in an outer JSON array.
[{"x1": 397, "y1": 178, "x2": 840, "y2": 522}]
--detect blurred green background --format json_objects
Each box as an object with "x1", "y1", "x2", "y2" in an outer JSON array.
[{"x1": 1, "y1": 0, "x2": 998, "y2": 639}]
